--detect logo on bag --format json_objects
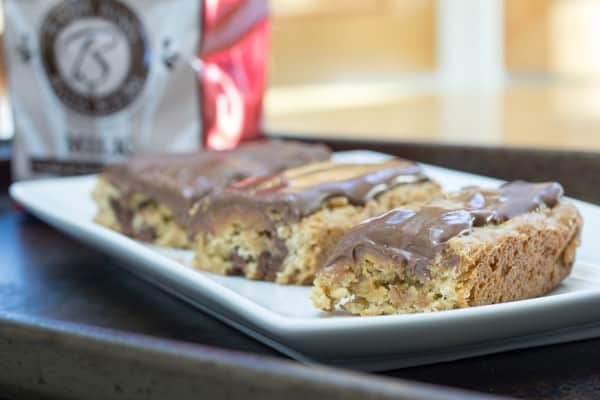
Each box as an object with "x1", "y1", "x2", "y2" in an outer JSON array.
[{"x1": 41, "y1": 0, "x2": 149, "y2": 116}]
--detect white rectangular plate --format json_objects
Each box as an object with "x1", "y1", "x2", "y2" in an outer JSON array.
[{"x1": 10, "y1": 151, "x2": 600, "y2": 371}]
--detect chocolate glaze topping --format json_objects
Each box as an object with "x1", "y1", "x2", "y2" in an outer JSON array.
[
  {"x1": 103, "y1": 140, "x2": 331, "y2": 224},
  {"x1": 191, "y1": 159, "x2": 429, "y2": 233},
  {"x1": 325, "y1": 181, "x2": 564, "y2": 277}
]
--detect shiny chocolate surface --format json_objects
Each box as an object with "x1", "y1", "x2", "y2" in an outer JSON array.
[{"x1": 325, "y1": 181, "x2": 563, "y2": 276}]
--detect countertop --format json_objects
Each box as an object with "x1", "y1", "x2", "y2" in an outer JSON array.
[{"x1": 265, "y1": 81, "x2": 600, "y2": 152}]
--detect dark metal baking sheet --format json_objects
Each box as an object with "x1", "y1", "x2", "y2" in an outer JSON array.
[
  {"x1": 0, "y1": 310, "x2": 499, "y2": 400},
  {"x1": 3, "y1": 137, "x2": 600, "y2": 399}
]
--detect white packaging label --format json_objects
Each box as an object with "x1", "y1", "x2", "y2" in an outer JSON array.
[{"x1": 3, "y1": 0, "x2": 202, "y2": 179}]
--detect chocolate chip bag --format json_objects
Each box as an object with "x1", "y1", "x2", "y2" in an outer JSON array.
[{"x1": 3, "y1": 0, "x2": 269, "y2": 179}]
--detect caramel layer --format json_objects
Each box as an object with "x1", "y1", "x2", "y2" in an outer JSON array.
[{"x1": 191, "y1": 159, "x2": 430, "y2": 233}]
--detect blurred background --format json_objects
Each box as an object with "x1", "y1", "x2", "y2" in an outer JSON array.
[{"x1": 2, "y1": 0, "x2": 600, "y2": 150}]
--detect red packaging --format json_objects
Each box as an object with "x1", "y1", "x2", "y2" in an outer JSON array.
[
  {"x1": 201, "y1": 0, "x2": 270, "y2": 150},
  {"x1": 4, "y1": 0, "x2": 270, "y2": 179}
]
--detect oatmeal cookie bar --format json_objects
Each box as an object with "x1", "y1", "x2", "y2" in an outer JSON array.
[
  {"x1": 312, "y1": 181, "x2": 582, "y2": 315},
  {"x1": 191, "y1": 159, "x2": 441, "y2": 284},
  {"x1": 93, "y1": 140, "x2": 330, "y2": 247}
]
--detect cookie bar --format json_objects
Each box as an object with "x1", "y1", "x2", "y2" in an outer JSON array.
[
  {"x1": 312, "y1": 181, "x2": 582, "y2": 315},
  {"x1": 93, "y1": 140, "x2": 331, "y2": 247},
  {"x1": 191, "y1": 159, "x2": 442, "y2": 284}
]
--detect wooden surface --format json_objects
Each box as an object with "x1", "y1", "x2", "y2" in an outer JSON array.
[
  {"x1": 2, "y1": 140, "x2": 600, "y2": 399},
  {"x1": 269, "y1": 0, "x2": 435, "y2": 85},
  {"x1": 268, "y1": 0, "x2": 600, "y2": 84},
  {"x1": 505, "y1": 0, "x2": 550, "y2": 72},
  {"x1": 265, "y1": 83, "x2": 600, "y2": 152}
]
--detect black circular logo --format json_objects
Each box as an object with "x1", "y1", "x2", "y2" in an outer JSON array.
[{"x1": 41, "y1": 0, "x2": 149, "y2": 116}]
